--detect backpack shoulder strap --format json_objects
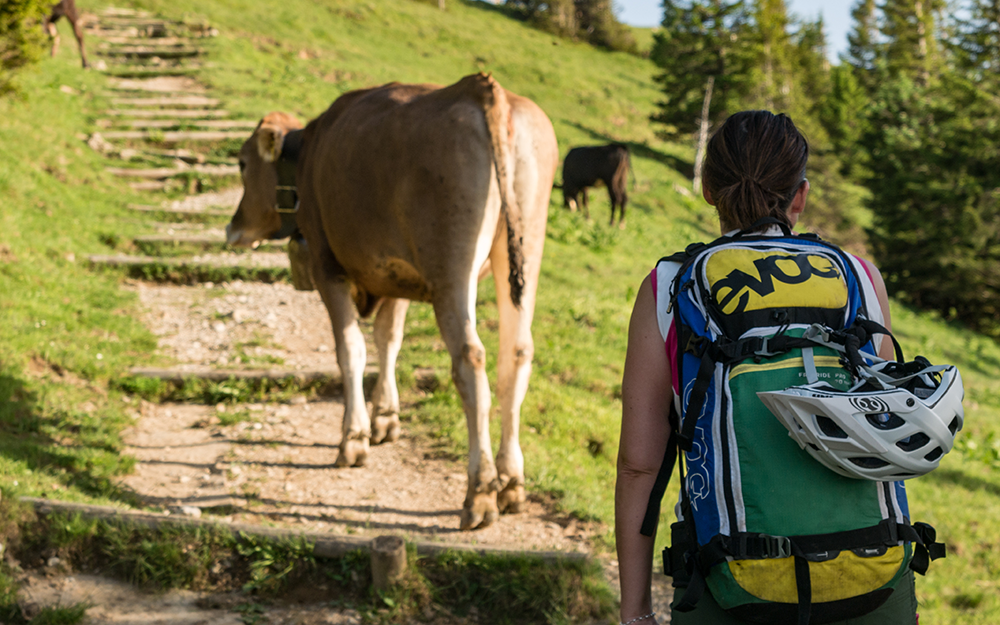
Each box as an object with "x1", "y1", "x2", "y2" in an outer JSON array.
[{"x1": 640, "y1": 400, "x2": 680, "y2": 537}]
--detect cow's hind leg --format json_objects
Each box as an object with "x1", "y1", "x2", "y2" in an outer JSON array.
[
  {"x1": 316, "y1": 278, "x2": 371, "y2": 468},
  {"x1": 371, "y1": 297, "x2": 409, "y2": 444},
  {"x1": 489, "y1": 240, "x2": 534, "y2": 516},
  {"x1": 434, "y1": 283, "x2": 498, "y2": 530}
]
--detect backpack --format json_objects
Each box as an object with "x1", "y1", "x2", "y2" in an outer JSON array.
[{"x1": 641, "y1": 220, "x2": 946, "y2": 625}]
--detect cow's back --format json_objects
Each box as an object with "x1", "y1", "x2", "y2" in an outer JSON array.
[{"x1": 296, "y1": 78, "x2": 554, "y2": 303}]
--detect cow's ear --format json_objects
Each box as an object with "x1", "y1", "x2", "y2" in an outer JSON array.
[{"x1": 256, "y1": 124, "x2": 286, "y2": 163}]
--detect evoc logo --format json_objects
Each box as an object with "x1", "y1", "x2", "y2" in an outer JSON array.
[{"x1": 711, "y1": 252, "x2": 841, "y2": 315}]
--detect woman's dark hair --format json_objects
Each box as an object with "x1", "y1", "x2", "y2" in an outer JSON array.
[{"x1": 703, "y1": 110, "x2": 808, "y2": 232}]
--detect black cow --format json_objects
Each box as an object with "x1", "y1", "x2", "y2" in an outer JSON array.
[
  {"x1": 561, "y1": 143, "x2": 631, "y2": 228},
  {"x1": 44, "y1": 0, "x2": 89, "y2": 69}
]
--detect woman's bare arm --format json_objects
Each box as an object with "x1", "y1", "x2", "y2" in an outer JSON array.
[{"x1": 616, "y1": 274, "x2": 674, "y2": 624}]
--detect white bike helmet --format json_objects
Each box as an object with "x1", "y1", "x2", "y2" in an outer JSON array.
[{"x1": 757, "y1": 358, "x2": 964, "y2": 481}]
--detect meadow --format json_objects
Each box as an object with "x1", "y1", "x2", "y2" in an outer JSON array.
[{"x1": 1, "y1": 0, "x2": 998, "y2": 621}]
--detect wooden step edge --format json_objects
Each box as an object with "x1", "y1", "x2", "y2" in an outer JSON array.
[
  {"x1": 100, "y1": 130, "x2": 249, "y2": 141},
  {"x1": 108, "y1": 109, "x2": 229, "y2": 118},
  {"x1": 133, "y1": 234, "x2": 286, "y2": 247},
  {"x1": 126, "y1": 204, "x2": 231, "y2": 216},
  {"x1": 20, "y1": 498, "x2": 589, "y2": 563},
  {"x1": 110, "y1": 97, "x2": 221, "y2": 107},
  {"x1": 108, "y1": 165, "x2": 239, "y2": 179}
]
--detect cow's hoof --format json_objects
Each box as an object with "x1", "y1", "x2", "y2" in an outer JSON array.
[
  {"x1": 371, "y1": 414, "x2": 400, "y2": 445},
  {"x1": 460, "y1": 492, "x2": 499, "y2": 530},
  {"x1": 335, "y1": 436, "x2": 369, "y2": 468},
  {"x1": 497, "y1": 482, "x2": 526, "y2": 515}
]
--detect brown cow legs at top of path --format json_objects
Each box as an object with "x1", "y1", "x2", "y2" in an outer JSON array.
[
  {"x1": 44, "y1": 0, "x2": 89, "y2": 68},
  {"x1": 225, "y1": 73, "x2": 559, "y2": 530}
]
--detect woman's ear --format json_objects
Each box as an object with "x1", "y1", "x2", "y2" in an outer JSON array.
[
  {"x1": 788, "y1": 179, "x2": 810, "y2": 226},
  {"x1": 702, "y1": 184, "x2": 715, "y2": 206}
]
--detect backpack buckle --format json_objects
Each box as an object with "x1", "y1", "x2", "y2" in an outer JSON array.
[
  {"x1": 755, "y1": 336, "x2": 780, "y2": 358},
  {"x1": 740, "y1": 534, "x2": 792, "y2": 559}
]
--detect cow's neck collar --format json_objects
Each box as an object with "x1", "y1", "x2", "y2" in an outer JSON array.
[{"x1": 272, "y1": 128, "x2": 305, "y2": 240}]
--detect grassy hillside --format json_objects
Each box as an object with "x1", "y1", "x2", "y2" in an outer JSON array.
[{"x1": 1, "y1": 0, "x2": 999, "y2": 621}]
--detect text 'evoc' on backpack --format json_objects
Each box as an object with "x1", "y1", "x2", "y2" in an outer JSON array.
[{"x1": 641, "y1": 220, "x2": 946, "y2": 625}]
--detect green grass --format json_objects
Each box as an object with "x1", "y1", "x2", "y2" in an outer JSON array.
[
  {"x1": 3, "y1": 507, "x2": 613, "y2": 623},
  {"x1": 1, "y1": 0, "x2": 999, "y2": 621}
]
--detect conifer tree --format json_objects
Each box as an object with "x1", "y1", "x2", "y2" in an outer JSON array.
[
  {"x1": 953, "y1": 0, "x2": 1000, "y2": 83},
  {"x1": 650, "y1": 0, "x2": 754, "y2": 190},
  {"x1": 864, "y1": 74, "x2": 1000, "y2": 336},
  {"x1": 881, "y1": 0, "x2": 943, "y2": 83},
  {"x1": 751, "y1": 0, "x2": 794, "y2": 110},
  {"x1": 844, "y1": 0, "x2": 881, "y2": 93}
]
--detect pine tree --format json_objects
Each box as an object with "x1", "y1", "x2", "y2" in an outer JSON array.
[
  {"x1": 881, "y1": 0, "x2": 943, "y2": 84},
  {"x1": 864, "y1": 73, "x2": 1000, "y2": 336},
  {"x1": 953, "y1": 0, "x2": 1000, "y2": 83},
  {"x1": 751, "y1": 0, "x2": 795, "y2": 110},
  {"x1": 844, "y1": 0, "x2": 881, "y2": 93},
  {"x1": 819, "y1": 64, "x2": 868, "y2": 177},
  {"x1": 650, "y1": 0, "x2": 754, "y2": 190}
]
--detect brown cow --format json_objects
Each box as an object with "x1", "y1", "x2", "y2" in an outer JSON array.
[
  {"x1": 44, "y1": 0, "x2": 89, "y2": 69},
  {"x1": 226, "y1": 74, "x2": 558, "y2": 530}
]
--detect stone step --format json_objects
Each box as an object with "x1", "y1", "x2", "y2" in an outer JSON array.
[
  {"x1": 93, "y1": 17, "x2": 184, "y2": 27},
  {"x1": 97, "y1": 46, "x2": 204, "y2": 58},
  {"x1": 108, "y1": 109, "x2": 229, "y2": 118},
  {"x1": 130, "y1": 180, "x2": 169, "y2": 191},
  {"x1": 109, "y1": 77, "x2": 204, "y2": 93},
  {"x1": 98, "y1": 36, "x2": 196, "y2": 46},
  {"x1": 127, "y1": 366, "x2": 345, "y2": 385},
  {"x1": 104, "y1": 67, "x2": 200, "y2": 79},
  {"x1": 116, "y1": 148, "x2": 236, "y2": 166},
  {"x1": 88, "y1": 252, "x2": 290, "y2": 284},
  {"x1": 101, "y1": 119, "x2": 256, "y2": 130},
  {"x1": 100, "y1": 7, "x2": 153, "y2": 17},
  {"x1": 101, "y1": 130, "x2": 248, "y2": 142},
  {"x1": 147, "y1": 221, "x2": 218, "y2": 231},
  {"x1": 133, "y1": 233, "x2": 286, "y2": 248},
  {"x1": 111, "y1": 96, "x2": 220, "y2": 107},
  {"x1": 127, "y1": 204, "x2": 231, "y2": 217},
  {"x1": 108, "y1": 164, "x2": 239, "y2": 179}
]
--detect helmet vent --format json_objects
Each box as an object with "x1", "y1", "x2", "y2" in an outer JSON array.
[
  {"x1": 948, "y1": 417, "x2": 960, "y2": 435},
  {"x1": 849, "y1": 457, "x2": 890, "y2": 469},
  {"x1": 816, "y1": 415, "x2": 849, "y2": 439},
  {"x1": 866, "y1": 412, "x2": 905, "y2": 430},
  {"x1": 924, "y1": 446, "x2": 944, "y2": 462},
  {"x1": 896, "y1": 432, "x2": 931, "y2": 452}
]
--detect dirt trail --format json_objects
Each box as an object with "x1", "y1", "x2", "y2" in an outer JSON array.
[{"x1": 123, "y1": 279, "x2": 595, "y2": 551}]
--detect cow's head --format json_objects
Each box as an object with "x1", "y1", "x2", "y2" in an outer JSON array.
[{"x1": 226, "y1": 112, "x2": 304, "y2": 247}]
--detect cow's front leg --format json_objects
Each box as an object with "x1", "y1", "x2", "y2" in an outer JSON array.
[
  {"x1": 371, "y1": 297, "x2": 409, "y2": 444},
  {"x1": 434, "y1": 288, "x2": 498, "y2": 531},
  {"x1": 317, "y1": 278, "x2": 370, "y2": 467}
]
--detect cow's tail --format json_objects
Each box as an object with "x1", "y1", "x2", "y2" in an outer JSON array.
[{"x1": 471, "y1": 72, "x2": 524, "y2": 308}]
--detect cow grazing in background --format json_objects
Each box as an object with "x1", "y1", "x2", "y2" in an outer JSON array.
[
  {"x1": 562, "y1": 143, "x2": 631, "y2": 228},
  {"x1": 226, "y1": 73, "x2": 559, "y2": 530},
  {"x1": 44, "y1": 0, "x2": 89, "y2": 68}
]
